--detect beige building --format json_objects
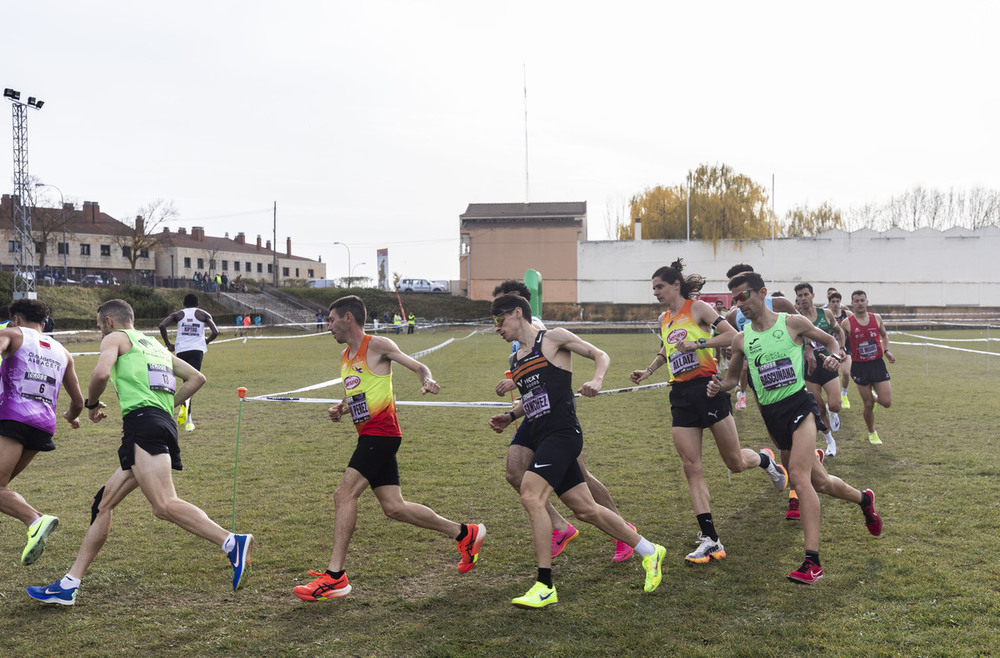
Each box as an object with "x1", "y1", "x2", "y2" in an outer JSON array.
[
  {"x1": 459, "y1": 202, "x2": 586, "y2": 302},
  {"x1": 0, "y1": 194, "x2": 325, "y2": 285}
]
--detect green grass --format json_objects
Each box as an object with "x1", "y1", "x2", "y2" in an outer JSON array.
[{"x1": 1, "y1": 326, "x2": 999, "y2": 656}]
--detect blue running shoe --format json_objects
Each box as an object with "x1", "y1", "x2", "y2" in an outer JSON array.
[
  {"x1": 26, "y1": 580, "x2": 78, "y2": 606},
  {"x1": 228, "y1": 534, "x2": 254, "y2": 591}
]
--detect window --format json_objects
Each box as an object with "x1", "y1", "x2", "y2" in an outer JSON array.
[
  {"x1": 209, "y1": 259, "x2": 216, "y2": 270},
  {"x1": 58, "y1": 242, "x2": 69, "y2": 255},
  {"x1": 282, "y1": 267, "x2": 289, "y2": 277},
  {"x1": 308, "y1": 269, "x2": 314, "y2": 278},
  {"x1": 101, "y1": 245, "x2": 111, "y2": 257},
  {"x1": 139, "y1": 249, "x2": 149, "y2": 258},
  {"x1": 8, "y1": 240, "x2": 18, "y2": 253},
  {"x1": 233, "y1": 261, "x2": 240, "y2": 272},
  {"x1": 184, "y1": 257, "x2": 191, "y2": 268},
  {"x1": 35, "y1": 242, "x2": 43, "y2": 254},
  {"x1": 122, "y1": 246, "x2": 131, "y2": 258},
  {"x1": 295, "y1": 268, "x2": 299, "y2": 277},
  {"x1": 267, "y1": 264, "x2": 272, "y2": 274},
  {"x1": 80, "y1": 244, "x2": 91, "y2": 256},
  {"x1": 257, "y1": 263, "x2": 263, "y2": 273},
  {"x1": 197, "y1": 258, "x2": 204, "y2": 269},
  {"x1": 222, "y1": 260, "x2": 229, "y2": 271},
  {"x1": 245, "y1": 261, "x2": 251, "y2": 271}
]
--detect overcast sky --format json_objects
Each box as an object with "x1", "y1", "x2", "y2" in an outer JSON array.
[{"x1": 5, "y1": 1, "x2": 998, "y2": 282}]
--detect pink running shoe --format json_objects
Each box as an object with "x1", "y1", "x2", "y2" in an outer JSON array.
[
  {"x1": 787, "y1": 559, "x2": 823, "y2": 585},
  {"x1": 613, "y1": 522, "x2": 636, "y2": 562},
  {"x1": 551, "y1": 523, "x2": 579, "y2": 558}
]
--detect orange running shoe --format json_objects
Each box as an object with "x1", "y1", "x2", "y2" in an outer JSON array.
[
  {"x1": 294, "y1": 570, "x2": 351, "y2": 601},
  {"x1": 457, "y1": 523, "x2": 486, "y2": 573}
]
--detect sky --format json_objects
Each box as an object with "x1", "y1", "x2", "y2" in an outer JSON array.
[{"x1": 4, "y1": 1, "x2": 999, "y2": 283}]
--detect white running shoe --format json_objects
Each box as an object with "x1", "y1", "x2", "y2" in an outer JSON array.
[
  {"x1": 829, "y1": 411, "x2": 841, "y2": 432},
  {"x1": 825, "y1": 436, "x2": 837, "y2": 458},
  {"x1": 684, "y1": 533, "x2": 726, "y2": 564}
]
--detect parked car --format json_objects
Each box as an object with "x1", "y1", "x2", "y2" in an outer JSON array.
[
  {"x1": 81, "y1": 274, "x2": 118, "y2": 287},
  {"x1": 398, "y1": 278, "x2": 445, "y2": 293}
]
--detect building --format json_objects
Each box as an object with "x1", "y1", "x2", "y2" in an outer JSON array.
[
  {"x1": 0, "y1": 194, "x2": 326, "y2": 285},
  {"x1": 459, "y1": 201, "x2": 586, "y2": 302}
]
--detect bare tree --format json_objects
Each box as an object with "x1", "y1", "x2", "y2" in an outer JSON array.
[{"x1": 112, "y1": 199, "x2": 177, "y2": 282}]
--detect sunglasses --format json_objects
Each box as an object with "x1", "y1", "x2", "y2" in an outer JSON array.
[
  {"x1": 492, "y1": 309, "x2": 515, "y2": 326},
  {"x1": 732, "y1": 288, "x2": 759, "y2": 303}
]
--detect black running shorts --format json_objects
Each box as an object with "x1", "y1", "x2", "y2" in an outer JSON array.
[
  {"x1": 347, "y1": 435, "x2": 402, "y2": 489},
  {"x1": 119, "y1": 407, "x2": 182, "y2": 471}
]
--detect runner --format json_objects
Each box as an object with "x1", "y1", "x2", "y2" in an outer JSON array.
[
  {"x1": 826, "y1": 291, "x2": 852, "y2": 409},
  {"x1": 840, "y1": 290, "x2": 895, "y2": 445}
]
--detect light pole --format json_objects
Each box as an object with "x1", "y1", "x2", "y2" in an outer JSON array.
[
  {"x1": 35, "y1": 182, "x2": 67, "y2": 282},
  {"x1": 5, "y1": 87, "x2": 44, "y2": 299},
  {"x1": 350, "y1": 261, "x2": 366, "y2": 287},
  {"x1": 332, "y1": 241, "x2": 351, "y2": 285}
]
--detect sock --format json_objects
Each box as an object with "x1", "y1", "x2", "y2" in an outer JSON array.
[
  {"x1": 634, "y1": 537, "x2": 655, "y2": 558},
  {"x1": 759, "y1": 451, "x2": 771, "y2": 469},
  {"x1": 326, "y1": 569, "x2": 345, "y2": 580},
  {"x1": 824, "y1": 431, "x2": 834, "y2": 442},
  {"x1": 537, "y1": 567, "x2": 553, "y2": 588},
  {"x1": 860, "y1": 490, "x2": 871, "y2": 508},
  {"x1": 455, "y1": 524, "x2": 468, "y2": 542},
  {"x1": 60, "y1": 574, "x2": 81, "y2": 589},
  {"x1": 805, "y1": 550, "x2": 820, "y2": 566},
  {"x1": 842, "y1": 388, "x2": 848, "y2": 396},
  {"x1": 222, "y1": 533, "x2": 236, "y2": 554},
  {"x1": 696, "y1": 513, "x2": 718, "y2": 542}
]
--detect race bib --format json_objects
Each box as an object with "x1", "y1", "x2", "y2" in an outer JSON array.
[
  {"x1": 522, "y1": 387, "x2": 551, "y2": 420},
  {"x1": 347, "y1": 392, "x2": 370, "y2": 424},
  {"x1": 180, "y1": 323, "x2": 201, "y2": 337},
  {"x1": 669, "y1": 349, "x2": 699, "y2": 376},
  {"x1": 858, "y1": 340, "x2": 879, "y2": 360},
  {"x1": 22, "y1": 371, "x2": 56, "y2": 404},
  {"x1": 757, "y1": 358, "x2": 796, "y2": 390},
  {"x1": 147, "y1": 363, "x2": 177, "y2": 394}
]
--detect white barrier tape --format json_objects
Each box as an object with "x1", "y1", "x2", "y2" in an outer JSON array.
[
  {"x1": 893, "y1": 331, "x2": 1000, "y2": 343},
  {"x1": 891, "y1": 339, "x2": 1000, "y2": 357},
  {"x1": 249, "y1": 380, "x2": 674, "y2": 406}
]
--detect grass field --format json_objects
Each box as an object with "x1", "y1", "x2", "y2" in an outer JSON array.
[{"x1": 1, "y1": 325, "x2": 999, "y2": 656}]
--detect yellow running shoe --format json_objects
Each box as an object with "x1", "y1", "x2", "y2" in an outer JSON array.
[
  {"x1": 176, "y1": 404, "x2": 187, "y2": 426},
  {"x1": 511, "y1": 581, "x2": 557, "y2": 609},
  {"x1": 869, "y1": 431, "x2": 882, "y2": 445},
  {"x1": 22, "y1": 515, "x2": 58, "y2": 566},
  {"x1": 643, "y1": 544, "x2": 667, "y2": 592},
  {"x1": 841, "y1": 394, "x2": 851, "y2": 409}
]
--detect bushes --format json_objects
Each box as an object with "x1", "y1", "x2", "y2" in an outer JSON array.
[{"x1": 102, "y1": 284, "x2": 171, "y2": 320}]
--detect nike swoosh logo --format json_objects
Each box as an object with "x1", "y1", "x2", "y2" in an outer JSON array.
[
  {"x1": 44, "y1": 588, "x2": 63, "y2": 595},
  {"x1": 555, "y1": 535, "x2": 570, "y2": 546},
  {"x1": 794, "y1": 415, "x2": 804, "y2": 423},
  {"x1": 231, "y1": 558, "x2": 241, "y2": 568},
  {"x1": 29, "y1": 526, "x2": 42, "y2": 539},
  {"x1": 533, "y1": 463, "x2": 552, "y2": 468},
  {"x1": 540, "y1": 592, "x2": 553, "y2": 600}
]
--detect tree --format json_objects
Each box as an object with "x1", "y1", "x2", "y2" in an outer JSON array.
[
  {"x1": 625, "y1": 163, "x2": 774, "y2": 244},
  {"x1": 113, "y1": 200, "x2": 177, "y2": 282},
  {"x1": 782, "y1": 202, "x2": 843, "y2": 237}
]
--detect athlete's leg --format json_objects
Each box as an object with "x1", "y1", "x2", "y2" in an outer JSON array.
[
  {"x1": 560, "y1": 482, "x2": 642, "y2": 545},
  {"x1": 806, "y1": 381, "x2": 831, "y2": 430},
  {"x1": 131, "y1": 446, "x2": 228, "y2": 546},
  {"x1": 673, "y1": 426, "x2": 710, "y2": 514},
  {"x1": 857, "y1": 383, "x2": 877, "y2": 433},
  {"x1": 67, "y1": 467, "x2": 140, "y2": 579},
  {"x1": 373, "y1": 484, "x2": 461, "y2": 537},
  {"x1": 325, "y1": 467, "x2": 370, "y2": 572},
  {"x1": 508, "y1": 444, "x2": 570, "y2": 532},
  {"x1": 520, "y1": 471, "x2": 557, "y2": 569},
  {"x1": 0, "y1": 437, "x2": 40, "y2": 525},
  {"x1": 781, "y1": 417, "x2": 821, "y2": 552},
  {"x1": 811, "y1": 459, "x2": 863, "y2": 504},
  {"x1": 872, "y1": 380, "x2": 892, "y2": 409},
  {"x1": 823, "y1": 377, "x2": 842, "y2": 414},
  {"x1": 578, "y1": 453, "x2": 620, "y2": 515},
  {"x1": 709, "y1": 416, "x2": 760, "y2": 473}
]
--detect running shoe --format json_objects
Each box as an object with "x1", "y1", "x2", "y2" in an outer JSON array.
[
  {"x1": 785, "y1": 495, "x2": 800, "y2": 520},
  {"x1": 735, "y1": 391, "x2": 747, "y2": 411},
  {"x1": 294, "y1": 570, "x2": 351, "y2": 601},
  {"x1": 787, "y1": 559, "x2": 823, "y2": 585},
  {"x1": 868, "y1": 431, "x2": 882, "y2": 445},
  {"x1": 612, "y1": 522, "x2": 636, "y2": 562},
  {"x1": 26, "y1": 580, "x2": 78, "y2": 605},
  {"x1": 841, "y1": 394, "x2": 851, "y2": 409},
  {"x1": 643, "y1": 544, "x2": 667, "y2": 592},
  {"x1": 551, "y1": 523, "x2": 578, "y2": 558},
  {"x1": 816, "y1": 449, "x2": 825, "y2": 464},
  {"x1": 760, "y1": 448, "x2": 788, "y2": 491},
  {"x1": 829, "y1": 411, "x2": 841, "y2": 432},
  {"x1": 185, "y1": 421, "x2": 195, "y2": 432},
  {"x1": 457, "y1": 523, "x2": 486, "y2": 573},
  {"x1": 21, "y1": 514, "x2": 58, "y2": 566},
  {"x1": 228, "y1": 533, "x2": 253, "y2": 591},
  {"x1": 825, "y1": 436, "x2": 837, "y2": 458},
  {"x1": 684, "y1": 533, "x2": 726, "y2": 564},
  {"x1": 176, "y1": 404, "x2": 187, "y2": 426},
  {"x1": 511, "y1": 581, "x2": 558, "y2": 609},
  {"x1": 861, "y1": 489, "x2": 883, "y2": 536}
]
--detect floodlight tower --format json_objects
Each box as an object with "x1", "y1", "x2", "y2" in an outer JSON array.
[{"x1": 4, "y1": 88, "x2": 44, "y2": 300}]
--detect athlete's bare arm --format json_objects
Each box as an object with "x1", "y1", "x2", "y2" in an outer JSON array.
[
  {"x1": 367, "y1": 335, "x2": 439, "y2": 395},
  {"x1": 542, "y1": 327, "x2": 609, "y2": 397}
]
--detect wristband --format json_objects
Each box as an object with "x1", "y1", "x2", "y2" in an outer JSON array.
[
  {"x1": 84, "y1": 398, "x2": 101, "y2": 410},
  {"x1": 507, "y1": 410, "x2": 516, "y2": 421},
  {"x1": 654, "y1": 353, "x2": 667, "y2": 364},
  {"x1": 698, "y1": 338, "x2": 707, "y2": 349},
  {"x1": 645, "y1": 366, "x2": 654, "y2": 374}
]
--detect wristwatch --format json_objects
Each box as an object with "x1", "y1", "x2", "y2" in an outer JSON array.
[
  {"x1": 84, "y1": 398, "x2": 101, "y2": 410},
  {"x1": 698, "y1": 338, "x2": 707, "y2": 349}
]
